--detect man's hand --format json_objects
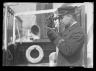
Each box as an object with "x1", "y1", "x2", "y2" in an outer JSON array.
[
  {"x1": 47, "y1": 28, "x2": 59, "y2": 42},
  {"x1": 47, "y1": 28, "x2": 59, "y2": 38}
]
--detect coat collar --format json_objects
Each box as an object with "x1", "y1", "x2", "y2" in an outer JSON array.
[
  {"x1": 70, "y1": 21, "x2": 77, "y2": 27},
  {"x1": 62, "y1": 23, "x2": 80, "y2": 36},
  {"x1": 68, "y1": 23, "x2": 80, "y2": 31}
]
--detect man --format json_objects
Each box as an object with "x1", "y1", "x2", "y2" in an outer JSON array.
[{"x1": 47, "y1": 6, "x2": 85, "y2": 66}]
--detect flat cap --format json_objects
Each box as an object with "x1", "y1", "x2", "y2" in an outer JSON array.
[{"x1": 57, "y1": 6, "x2": 78, "y2": 15}]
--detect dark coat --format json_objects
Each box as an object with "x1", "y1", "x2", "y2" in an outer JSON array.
[{"x1": 47, "y1": 23, "x2": 85, "y2": 66}]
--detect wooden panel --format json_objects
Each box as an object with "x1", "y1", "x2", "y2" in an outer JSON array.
[
  {"x1": 81, "y1": 5, "x2": 85, "y2": 33},
  {"x1": 44, "y1": 50, "x2": 55, "y2": 56}
]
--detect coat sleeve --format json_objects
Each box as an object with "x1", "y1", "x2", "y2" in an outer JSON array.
[{"x1": 53, "y1": 29, "x2": 85, "y2": 56}]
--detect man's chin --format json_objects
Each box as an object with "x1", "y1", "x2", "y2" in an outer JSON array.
[{"x1": 65, "y1": 24, "x2": 70, "y2": 29}]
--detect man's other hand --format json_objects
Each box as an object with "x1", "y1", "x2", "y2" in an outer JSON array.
[{"x1": 47, "y1": 28, "x2": 59, "y2": 42}]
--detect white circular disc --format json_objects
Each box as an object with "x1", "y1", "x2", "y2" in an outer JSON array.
[{"x1": 26, "y1": 45, "x2": 44, "y2": 63}]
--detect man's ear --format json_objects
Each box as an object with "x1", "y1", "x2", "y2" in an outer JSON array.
[{"x1": 70, "y1": 17, "x2": 75, "y2": 23}]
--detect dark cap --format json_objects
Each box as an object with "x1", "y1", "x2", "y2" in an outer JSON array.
[{"x1": 57, "y1": 6, "x2": 77, "y2": 16}]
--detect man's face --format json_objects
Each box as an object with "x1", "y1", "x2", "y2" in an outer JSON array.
[{"x1": 60, "y1": 15, "x2": 71, "y2": 26}]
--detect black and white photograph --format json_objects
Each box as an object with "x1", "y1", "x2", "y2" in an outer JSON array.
[{"x1": 2, "y1": 2, "x2": 93, "y2": 68}]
